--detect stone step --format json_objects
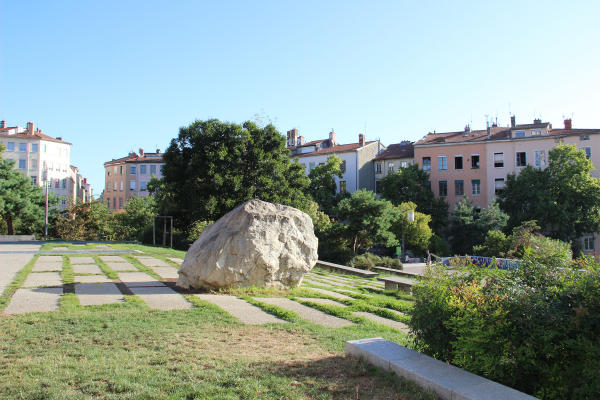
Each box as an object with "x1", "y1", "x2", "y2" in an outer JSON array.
[
  {"x1": 129, "y1": 286, "x2": 193, "y2": 310},
  {"x1": 352, "y1": 312, "x2": 409, "y2": 333},
  {"x1": 4, "y1": 288, "x2": 63, "y2": 314},
  {"x1": 254, "y1": 297, "x2": 354, "y2": 327},
  {"x1": 197, "y1": 294, "x2": 287, "y2": 325},
  {"x1": 75, "y1": 283, "x2": 124, "y2": 306}
]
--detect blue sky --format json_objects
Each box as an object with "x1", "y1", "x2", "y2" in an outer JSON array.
[{"x1": 2, "y1": 1, "x2": 599, "y2": 195}]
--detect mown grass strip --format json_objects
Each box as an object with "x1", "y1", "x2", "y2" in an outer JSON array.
[
  {"x1": 93, "y1": 255, "x2": 119, "y2": 279},
  {"x1": 61, "y1": 255, "x2": 74, "y2": 285}
]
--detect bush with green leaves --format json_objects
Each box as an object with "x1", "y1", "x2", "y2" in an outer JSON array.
[
  {"x1": 379, "y1": 257, "x2": 403, "y2": 270},
  {"x1": 349, "y1": 254, "x2": 402, "y2": 270},
  {"x1": 428, "y1": 234, "x2": 450, "y2": 257},
  {"x1": 409, "y1": 252, "x2": 600, "y2": 399}
]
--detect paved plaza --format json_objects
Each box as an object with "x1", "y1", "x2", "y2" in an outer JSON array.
[{"x1": 0, "y1": 242, "x2": 412, "y2": 332}]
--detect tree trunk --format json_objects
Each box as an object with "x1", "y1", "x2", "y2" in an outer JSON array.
[{"x1": 6, "y1": 215, "x2": 14, "y2": 235}]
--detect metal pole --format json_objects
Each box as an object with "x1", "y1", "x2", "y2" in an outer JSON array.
[
  {"x1": 401, "y1": 215, "x2": 404, "y2": 260},
  {"x1": 153, "y1": 217, "x2": 156, "y2": 245},
  {"x1": 44, "y1": 181, "x2": 49, "y2": 238},
  {"x1": 162, "y1": 218, "x2": 166, "y2": 246},
  {"x1": 170, "y1": 217, "x2": 173, "y2": 248}
]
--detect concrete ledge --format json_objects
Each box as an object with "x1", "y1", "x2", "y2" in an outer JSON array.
[
  {"x1": 0, "y1": 235, "x2": 35, "y2": 241},
  {"x1": 346, "y1": 338, "x2": 538, "y2": 400},
  {"x1": 315, "y1": 260, "x2": 379, "y2": 278},
  {"x1": 372, "y1": 266, "x2": 421, "y2": 278},
  {"x1": 377, "y1": 276, "x2": 415, "y2": 292}
]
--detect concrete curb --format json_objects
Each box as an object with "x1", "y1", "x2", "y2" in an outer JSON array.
[{"x1": 345, "y1": 338, "x2": 538, "y2": 400}]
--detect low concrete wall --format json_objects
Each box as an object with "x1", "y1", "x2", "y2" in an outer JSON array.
[
  {"x1": 0, "y1": 235, "x2": 36, "y2": 241},
  {"x1": 346, "y1": 338, "x2": 537, "y2": 400}
]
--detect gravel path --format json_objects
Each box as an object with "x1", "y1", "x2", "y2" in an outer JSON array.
[
  {"x1": 197, "y1": 294, "x2": 287, "y2": 325},
  {"x1": 254, "y1": 297, "x2": 354, "y2": 327}
]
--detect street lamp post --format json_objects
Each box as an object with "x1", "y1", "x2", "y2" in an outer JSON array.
[
  {"x1": 401, "y1": 209, "x2": 415, "y2": 260},
  {"x1": 44, "y1": 172, "x2": 50, "y2": 239}
]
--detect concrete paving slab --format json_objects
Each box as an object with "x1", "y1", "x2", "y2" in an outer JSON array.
[
  {"x1": 0, "y1": 252, "x2": 36, "y2": 294},
  {"x1": 32, "y1": 262, "x2": 63, "y2": 272},
  {"x1": 105, "y1": 262, "x2": 138, "y2": 271},
  {"x1": 70, "y1": 257, "x2": 96, "y2": 264},
  {"x1": 37, "y1": 256, "x2": 63, "y2": 262},
  {"x1": 352, "y1": 312, "x2": 409, "y2": 332},
  {"x1": 72, "y1": 244, "x2": 87, "y2": 246},
  {"x1": 307, "y1": 288, "x2": 354, "y2": 300},
  {"x1": 137, "y1": 258, "x2": 170, "y2": 267},
  {"x1": 151, "y1": 267, "x2": 179, "y2": 279},
  {"x1": 100, "y1": 256, "x2": 128, "y2": 262},
  {"x1": 296, "y1": 297, "x2": 348, "y2": 307},
  {"x1": 254, "y1": 297, "x2": 354, "y2": 327},
  {"x1": 305, "y1": 278, "x2": 351, "y2": 287},
  {"x1": 74, "y1": 275, "x2": 112, "y2": 283},
  {"x1": 118, "y1": 272, "x2": 165, "y2": 287},
  {"x1": 4, "y1": 288, "x2": 63, "y2": 314},
  {"x1": 73, "y1": 264, "x2": 104, "y2": 274},
  {"x1": 168, "y1": 258, "x2": 184, "y2": 264},
  {"x1": 23, "y1": 272, "x2": 63, "y2": 287},
  {"x1": 197, "y1": 294, "x2": 287, "y2": 324},
  {"x1": 337, "y1": 289, "x2": 373, "y2": 297},
  {"x1": 49, "y1": 247, "x2": 70, "y2": 251},
  {"x1": 346, "y1": 337, "x2": 421, "y2": 371},
  {"x1": 95, "y1": 245, "x2": 110, "y2": 248},
  {"x1": 301, "y1": 278, "x2": 335, "y2": 288},
  {"x1": 129, "y1": 286, "x2": 193, "y2": 310},
  {"x1": 75, "y1": 283, "x2": 124, "y2": 306}
]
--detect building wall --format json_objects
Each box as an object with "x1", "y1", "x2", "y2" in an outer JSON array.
[
  {"x1": 104, "y1": 159, "x2": 164, "y2": 212},
  {"x1": 357, "y1": 144, "x2": 381, "y2": 192}
]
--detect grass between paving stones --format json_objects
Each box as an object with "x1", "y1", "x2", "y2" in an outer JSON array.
[
  {"x1": 61, "y1": 255, "x2": 75, "y2": 285},
  {"x1": 0, "y1": 255, "x2": 39, "y2": 310},
  {"x1": 109, "y1": 243, "x2": 187, "y2": 258},
  {"x1": 92, "y1": 256, "x2": 120, "y2": 280},
  {"x1": 0, "y1": 297, "x2": 436, "y2": 400},
  {"x1": 41, "y1": 242, "x2": 110, "y2": 251}
]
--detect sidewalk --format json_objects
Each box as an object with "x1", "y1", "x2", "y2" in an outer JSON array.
[{"x1": 0, "y1": 243, "x2": 42, "y2": 295}]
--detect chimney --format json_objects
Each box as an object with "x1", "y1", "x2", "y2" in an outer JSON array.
[
  {"x1": 0, "y1": 120, "x2": 5, "y2": 129},
  {"x1": 56, "y1": 137, "x2": 62, "y2": 141},
  {"x1": 464, "y1": 124, "x2": 471, "y2": 132},
  {"x1": 534, "y1": 118, "x2": 541, "y2": 124},
  {"x1": 139, "y1": 148, "x2": 144, "y2": 155},
  {"x1": 329, "y1": 129, "x2": 337, "y2": 147},
  {"x1": 564, "y1": 118, "x2": 572, "y2": 130},
  {"x1": 156, "y1": 149, "x2": 161, "y2": 154},
  {"x1": 511, "y1": 115, "x2": 516, "y2": 127},
  {"x1": 359, "y1": 134, "x2": 365, "y2": 147},
  {"x1": 27, "y1": 122, "x2": 34, "y2": 135},
  {"x1": 486, "y1": 121, "x2": 491, "y2": 137},
  {"x1": 297, "y1": 136, "x2": 305, "y2": 146},
  {"x1": 287, "y1": 128, "x2": 299, "y2": 147},
  {"x1": 83, "y1": 178, "x2": 87, "y2": 184}
]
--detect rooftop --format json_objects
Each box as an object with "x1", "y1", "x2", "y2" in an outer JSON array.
[{"x1": 373, "y1": 142, "x2": 414, "y2": 160}]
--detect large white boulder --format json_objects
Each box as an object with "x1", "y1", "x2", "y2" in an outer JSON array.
[{"x1": 177, "y1": 200, "x2": 318, "y2": 289}]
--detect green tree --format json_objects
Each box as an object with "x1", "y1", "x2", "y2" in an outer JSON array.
[
  {"x1": 379, "y1": 163, "x2": 449, "y2": 232},
  {"x1": 389, "y1": 202, "x2": 433, "y2": 255},
  {"x1": 0, "y1": 143, "x2": 57, "y2": 235},
  {"x1": 53, "y1": 200, "x2": 112, "y2": 240},
  {"x1": 149, "y1": 119, "x2": 311, "y2": 233},
  {"x1": 112, "y1": 195, "x2": 156, "y2": 241},
  {"x1": 305, "y1": 154, "x2": 345, "y2": 214},
  {"x1": 333, "y1": 189, "x2": 400, "y2": 254},
  {"x1": 498, "y1": 144, "x2": 600, "y2": 251}
]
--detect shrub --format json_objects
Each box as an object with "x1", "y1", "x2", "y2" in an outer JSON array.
[
  {"x1": 350, "y1": 253, "x2": 382, "y2": 270},
  {"x1": 380, "y1": 257, "x2": 403, "y2": 270},
  {"x1": 409, "y1": 254, "x2": 600, "y2": 399},
  {"x1": 428, "y1": 234, "x2": 451, "y2": 257},
  {"x1": 187, "y1": 220, "x2": 214, "y2": 242}
]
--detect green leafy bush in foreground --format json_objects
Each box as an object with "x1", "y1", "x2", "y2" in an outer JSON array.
[{"x1": 409, "y1": 253, "x2": 600, "y2": 399}]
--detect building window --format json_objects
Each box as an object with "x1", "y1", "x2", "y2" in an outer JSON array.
[
  {"x1": 439, "y1": 181, "x2": 448, "y2": 196},
  {"x1": 309, "y1": 162, "x2": 315, "y2": 170},
  {"x1": 150, "y1": 165, "x2": 156, "y2": 175},
  {"x1": 388, "y1": 162, "x2": 394, "y2": 173},
  {"x1": 18, "y1": 159, "x2": 26, "y2": 169},
  {"x1": 401, "y1": 161, "x2": 408, "y2": 168},
  {"x1": 119, "y1": 198, "x2": 123, "y2": 208},
  {"x1": 340, "y1": 160, "x2": 346, "y2": 173},
  {"x1": 64, "y1": 149, "x2": 68, "y2": 157},
  {"x1": 438, "y1": 156, "x2": 447, "y2": 170},
  {"x1": 375, "y1": 180, "x2": 381, "y2": 193},
  {"x1": 119, "y1": 166, "x2": 123, "y2": 175},
  {"x1": 120, "y1": 181, "x2": 124, "y2": 191},
  {"x1": 319, "y1": 162, "x2": 325, "y2": 166},
  {"x1": 31, "y1": 176, "x2": 37, "y2": 185},
  {"x1": 160, "y1": 165, "x2": 164, "y2": 174},
  {"x1": 62, "y1": 179, "x2": 67, "y2": 189},
  {"x1": 495, "y1": 178, "x2": 505, "y2": 195},
  {"x1": 534, "y1": 150, "x2": 546, "y2": 167},
  {"x1": 130, "y1": 181, "x2": 136, "y2": 191},
  {"x1": 471, "y1": 155, "x2": 480, "y2": 169},
  {"x1": 63, "y1": 164, "x2": 67, "y2": 172},
  {"x1": 107, "y1": 169, "x2": 111, "y2": 176},
  {"x1": 376, "y1": 163, "x2": 381, "y2": 173},
  {"x1": 140, "y1": 181, "x2": 147, "y2": 191},
  {"x1": 107, "y1": 182, "x2": 110, "y2": 192},
  {"x1": 422, "y1": 157, "x2": 431, "y2": 171},
  {"x1": 113, "y1": 181, "x2": 117, "y2": 191},
  {"x1": 7, "y1": 142, "x2": 14, "y2": 151},
  {"x1": 581, "y1": 135, "x2": 590, "y2": 141},
  {"x1": 455, "y1": 156, "x2": 463, "y2": 170},
  {"x1": 472, "y1": 179, "x2": 481, "y2": 195},
  {"x1": 455, "y1": 180, "x2": 464, "y2": 196},
  {"x1": 340, "y1": 181, "x2": 347, "y2": 193},
  {"x1": 493, "y1": 153, "x2": 504, "y2": 168},
  {"x1": 62, "y1": 200, "x2": 66, "y2": 205},
  {"x1": 581, "y1": 147, "x2": 592, "y2": 159},
  {"x1": 48, "y1": 162, "x2": 54, "y2": 171},
  {"x1": 531, "y1": 129, "x2": 542, "y2": 136},
  {"x1": 140, "y1": 165, "x2": 147, "y2": 174},
  {"x1": 114, "y1": 166, "x2": 118, "y2": 174},
  {"x1": 516, "y1": 152, "x2": 527, "y2": 167},
  {"x1": 515, "y1": 131, "x2": 525, "y2": 137},
  {"x1": 55, "y1": 179, "x2": 60, "y2": 189},
  {"x1": 107, "y1": 198, "x2": 110, "y2": 208},
  {"x1": 42, "y1": 144, "x2": 46, "y2": 153},
  {"x1": 19, "y1": 143, "x2": 27, "y2": 152},
  {"x1": 583, "y1": 237, "x2": 595, "y2": 251},
  {"x1": 30, "y1": 160, "x2": 37, "y2": 170},
  {"x1": 42, "y1": 161, "x2": 47, "y2": 170},
  {"x1": 130, "y1": 166, "x2": 136, "y2": 174},
  {"x1": 113, "y1": 198, "x2": 117, "y2": 208},
  {"x1": 31, "y1": 144, "x2": 38, "y2": 152}
]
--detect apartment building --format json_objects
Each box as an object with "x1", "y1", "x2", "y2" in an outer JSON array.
[
  {"x1": 103, "y1": 148, "x2": 164, "y2": 211},
  {"x1": 0, "y1": 120, "x2": 91, "y2": 210},
  {"x1": 373, "y1": 141, "x2": 415, "y2": 196},
  {"x1": 287, "y1": 128, "x2": 385, "y2": 194},
  {"x1": 415, "y1": 116, "x2": 600, "y2": 253}
]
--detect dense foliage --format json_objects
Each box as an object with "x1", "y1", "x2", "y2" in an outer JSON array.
[
  {"x1": 389, "y1": 202, "x2": 433, "y2": 255},
  {"x1": 54, "y1": 200, "x2": 114, "y2": 240},
  {"x1": 350, "y1": 253, "x2": 402, "y2": 270},
  {"x1": 304, "y1": 154, "x2": 349, "y2": 215},
  {"x1": 409, "y1": 250, "x2": 600, "y2": 399}
]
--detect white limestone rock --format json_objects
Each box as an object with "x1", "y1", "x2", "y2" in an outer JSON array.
[{"x1": 177, "y1": 200, "x2": 318, "y2": 289}]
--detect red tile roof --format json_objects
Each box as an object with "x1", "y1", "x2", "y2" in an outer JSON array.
[
  {"x1": 104, "y1": 153, "x2": 164, "y2": 165},
  {"x1": 0, "y1": 130, "x2": 72, "y2": 144},
  {"x1": 415, "y1": 127, "x2": 507, "y2": 145},
  {"x1": 292, "y1": 141, "x2": 377, "y2": 158},
  {"x1": 373, "y1": 142, "x2": 414, "y2": 160}
]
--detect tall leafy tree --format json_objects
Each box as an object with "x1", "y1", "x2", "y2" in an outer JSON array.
[
  {"x1": 334, "y1": 189, "x2": 400, "y2": 254},
  {"x1": 389, "y1": 202, "x2": 433, "y2": 255},
  {"x1": 54, "y1": 200, "x2": 112, "y2": 240},
  {"x1": 379, "y1": 163, "x2": 449, "y2": 233},
  {"x1": 305, "y1": 154, "x2": 347, "y2": 215},
  {"x1": 498, "y1": 144, "x2": 600, "y2": 248},
  {"x1": 149, "y1": 119, "x2": 311, "y2": 232},
  {"x1": 0, "y1": 143, "x2": 56, "y2": 235}
]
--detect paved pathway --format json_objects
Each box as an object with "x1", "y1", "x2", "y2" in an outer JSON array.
[
  {"x1": 296, "y1": 297, "x2": 348, "y2": 307},
  {"x1": 352, "y1": 311, "x2": 409, "y2": 332},
  {"x1": 129, "y1": 286, "x2": 193, "y2": 311},
  {"x1": 4, "y1": 288, "x2": 63, "y2": 314},
  {"x1": 75, "y1": 283, "x2": 124, "y2": 306},
  {"x1": 197, "y1": 294, "x2": 287, "y2": 324},
  {"x1": 301, "y1": 278, "x2": 335, "y2": 288},
  {"x1": 307, "y1": 288, "x2": 355, "y2": 300},
  {"x1": 254, "y1": 297, "x2": 354, "y2": 327}
]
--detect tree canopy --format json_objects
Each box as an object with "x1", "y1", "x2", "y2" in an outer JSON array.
[
  {"x1": 149, "y1": 119, "x2": 311, "y2": 233},
  {"x1": 389, "y1": 202, "x2": 433, "y2": 255},
  {"x1": 304, "y1": 154, "x2": 348, "y2": 215},
  {"x1": 379, "y1": 163, "x2": 449, "y2": 232},
  {"x1": 497, "y1": 144, "x2": 600, "y2": 248}
]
